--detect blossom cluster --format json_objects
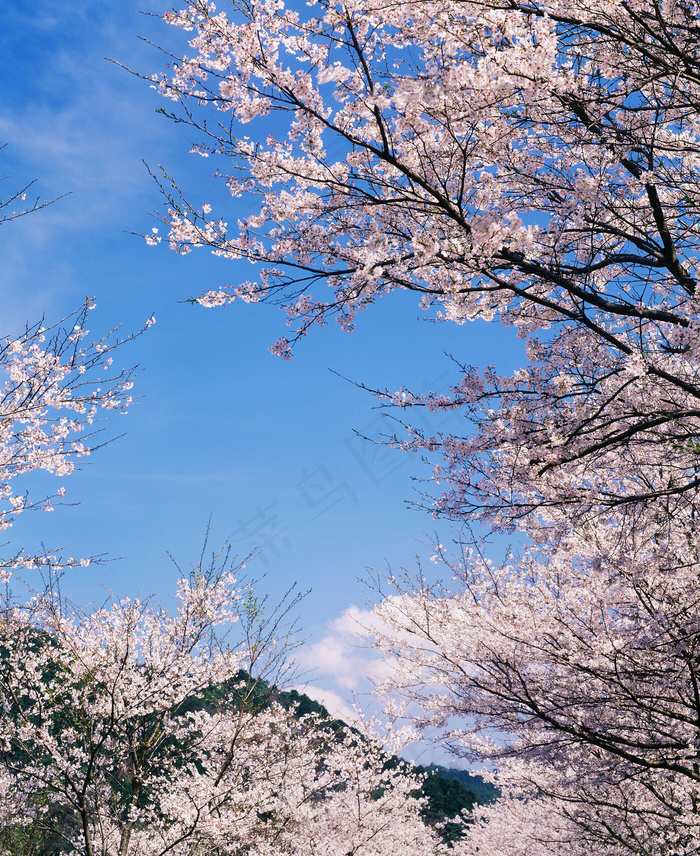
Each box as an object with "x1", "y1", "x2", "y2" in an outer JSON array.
[
  {"x1": 0, "y1": 566, "x2": 459, "y2": 856},
  {"x1": 148, "y1": 2, "x2": 700, "y2": 854},
  {"x1": 0, "y1": 301, "x2": 141, "y2": 576}
]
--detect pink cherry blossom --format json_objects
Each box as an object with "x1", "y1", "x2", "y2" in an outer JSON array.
[
  {"x1": 146, "y1": 3, "x2": 700, "y2": 852},
  {"x1": 0, "y1": 557, "x2": 457, "y2": 856},
  {"x1": 0, "y1": 300, "x2": 141, "y2": 576}
]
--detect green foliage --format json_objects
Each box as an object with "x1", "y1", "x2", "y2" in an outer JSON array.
[
  {"x1": 411, "y1": 765, "x2": 475, "y2": 842},
  {"x1": 422, "y1": 764, "x2": 500, "y2": 806},
  {"x1": 0, "y1": 794, "x2": 79, "y2": 856},
  {"x1": 276, "y1": 687, "x2": 329, "y2": 719}
]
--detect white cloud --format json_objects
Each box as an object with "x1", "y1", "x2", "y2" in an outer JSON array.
[
  {"x1": 330, "y1": 602, "x2": 382, "y2": 635},
  {"x1": 294, "y1": 603, "x2": 392, "y2": 693},
  {"x1": 290, "y1": 685, "x2": 360, "y2": 726}
]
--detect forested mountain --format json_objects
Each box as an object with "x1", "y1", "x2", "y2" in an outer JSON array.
[
  {"x1": 274, "y1": 685, "x2": 494, "y2": 831},
  {"x1": 421, "y1": 764, "x2": 499, "y2": 808},
  {"x1": 207, "y1": 677, "x2": 488, "y2": 840},
  {"x1": 0, "y1": 657, "x2": 486, "y2": 855}
]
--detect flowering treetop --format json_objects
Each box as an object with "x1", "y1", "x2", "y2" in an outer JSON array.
[
  {"x1": 0, "y1": 554, "x2": 460, "y2": 856},
  {"x1": 147, "y1": 0, "x2": 700, "y2": 530},
  {"x1": 0, "y1": 300, "x2": 148, "y2": 575},
  {"x1": 135, "y1": 5, "x2": 700, "y2": 853},
  {"x1": 0, "y1": 158, "x2": 148, "y2": 574},
  {"x1": 369, "y1": 513, "x2": 700, "y2": 856}
]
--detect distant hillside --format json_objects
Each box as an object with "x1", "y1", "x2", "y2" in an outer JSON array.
[
  {"x1": 276, "y1": 689, "x2": 500, "y2": 808},
  {"x1": 421, "y1": 763, "x2": 500, "y2": 805},
  {"x1": 274, "y1": 686, "x2": 495, "y2": 840}
]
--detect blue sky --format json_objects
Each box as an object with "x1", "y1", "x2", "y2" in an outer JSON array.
[{"x1": 0, "y1": 0, "x2": 524, "y2": 743}]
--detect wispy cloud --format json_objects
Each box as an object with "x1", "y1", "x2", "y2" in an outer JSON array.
[
  {"x1": 0, "y1": 1, "x2": 184, "y2": 237},
  {"x1": 295, "y1": 604, "x2": 389, "y2": 693},
  {"x1": 0, "y1": 0, "x2": 178, "y2": 323},
  {"x1": 289, "y1": 685, "x2": 361, "y2": 726}
]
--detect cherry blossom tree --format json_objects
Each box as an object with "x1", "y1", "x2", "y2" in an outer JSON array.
[
  {"x1": 0, "y1": 549, "x2": 455, "y2": 856},
  {"x1": 0, "y1": 164, "x2": 143, "y2": 575},
  {"x1": 143, "y1": 0, "x2": 700, "y2": 527},
  {"x1": 367, "y1": 505, "x2": 700, "y2": 856},
  {"x1": 144, "y1": 3, "x2": 700, "y2": 853},
  {"x1": 0, "y1": 301, "x2": 145, "y2": 576}
]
